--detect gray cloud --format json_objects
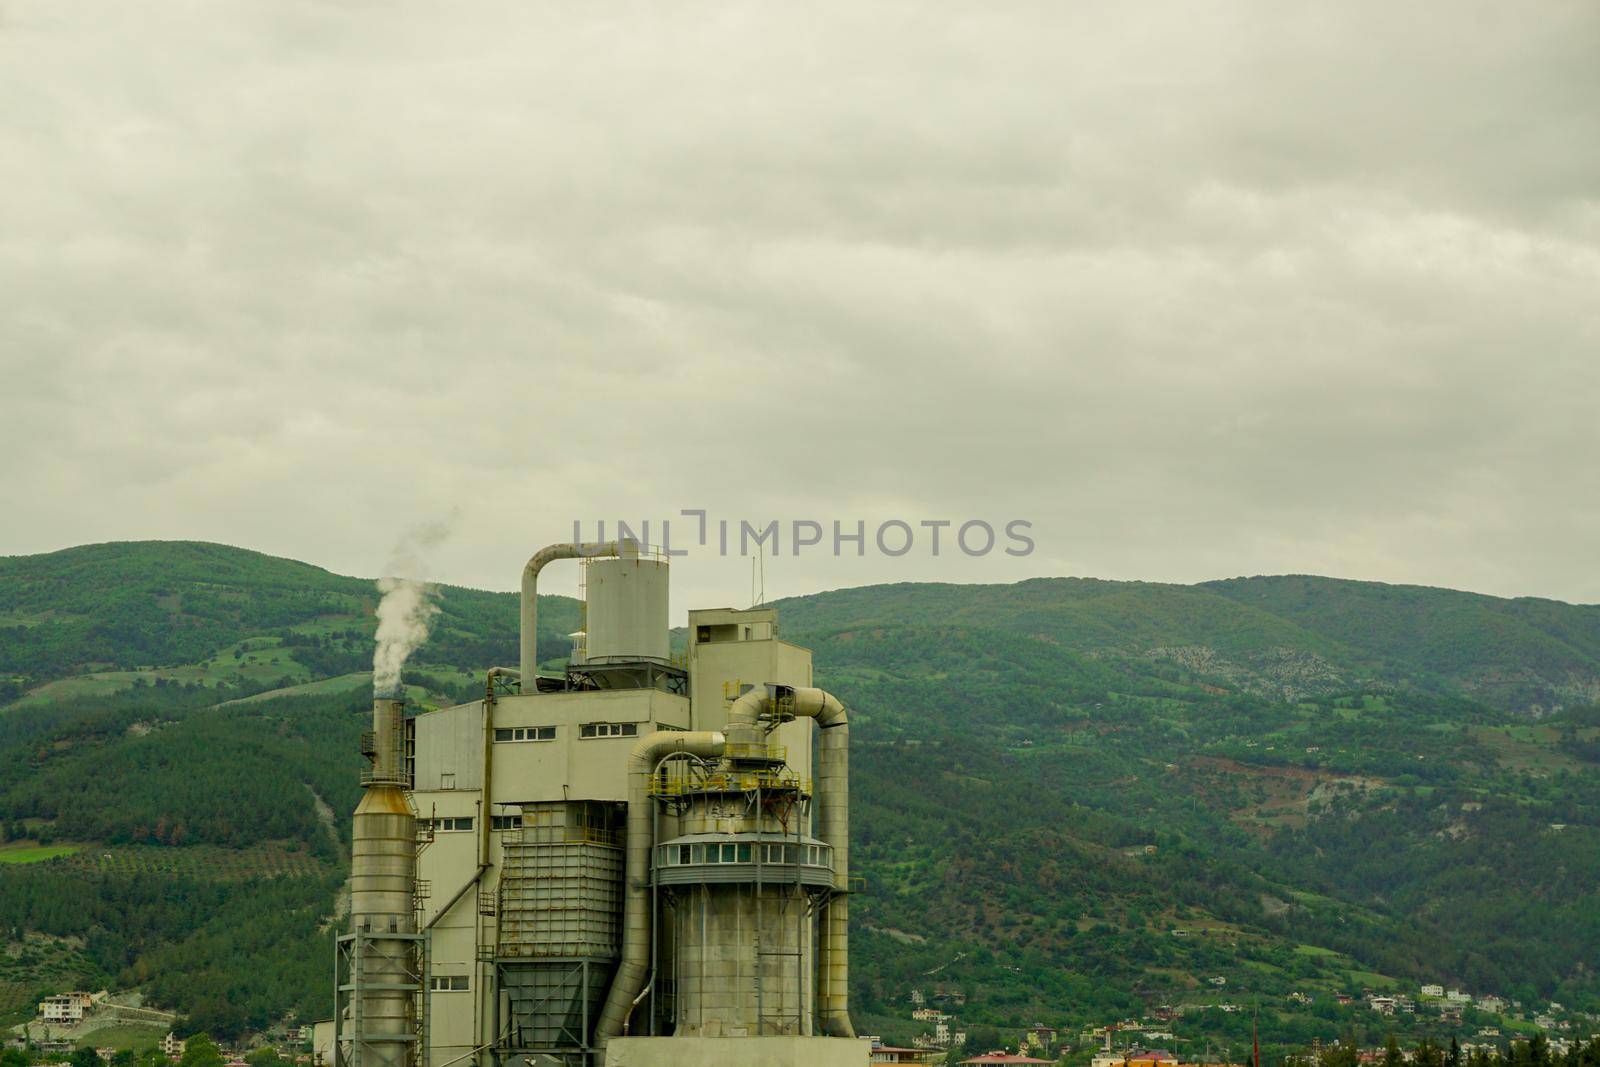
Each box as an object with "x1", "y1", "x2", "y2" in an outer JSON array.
[{"x1": 2, "y1": 0, "x2": 1597, "y2": 612}]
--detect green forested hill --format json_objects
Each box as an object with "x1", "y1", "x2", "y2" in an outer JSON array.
[
  {"x1": 1, "y1": 542, "x2": 1597, "y2": 1056},
  {"x1": 774, "y1": 574, "x2": 1600, "y2": 714},
  {"x1": 0, "y1": 541, "x2": 579, "y2": 705}
]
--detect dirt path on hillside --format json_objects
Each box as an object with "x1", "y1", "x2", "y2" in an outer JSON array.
[{"x1": 307, "y1": 786, "x2": 350, "y2": 931}]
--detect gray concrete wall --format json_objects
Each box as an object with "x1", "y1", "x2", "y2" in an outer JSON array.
[{"x1": 604, "y1": 1035, "x2": 871, "y2": 1067}]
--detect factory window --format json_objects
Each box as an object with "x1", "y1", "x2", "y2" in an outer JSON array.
[
  {"x1": 429, "y1": 976, "x2": 469, "y2": 992},
  {"x1": 491, "y1": 815, "x2": 522, "y2": 831},
  {"x1": 736, "y1": 843, "x2": 751, "y2": 863},
  {"x1": 690, "y1": 844, "x2": 705, "y2": 863},
  {"x1": 426, "y1": 817, "x2": 474, "y2": 832},
  {"x1": 678, "y1": 845, "x2": 692, "y2": 865},
  {"x1": 494, "y1": 726, "x2": 556, "y2": 743},
  {"x1": 722, "y1": 844, "x2": 738, "y2": 863},
  {"x1": 580, "y1": 722, "x2": 639, "y2": 739}
]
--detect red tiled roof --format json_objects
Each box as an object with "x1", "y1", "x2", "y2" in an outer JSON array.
[{"x1": 961, "y1": 1055, "x2": 1054, "y2": 1065}]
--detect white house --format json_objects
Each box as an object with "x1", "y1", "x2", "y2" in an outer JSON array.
[
  {"x1": 38, "y1": 993, "x2": 95, "y2": 1024},
  {"x1": 1421, "y1": 985, "x2": 1444, "y2": 998}
]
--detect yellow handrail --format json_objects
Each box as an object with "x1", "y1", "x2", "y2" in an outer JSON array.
[{"x1": 650, "y1": 771, "x2": 810, "y2": 797}]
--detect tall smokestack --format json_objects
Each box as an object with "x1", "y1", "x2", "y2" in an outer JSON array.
[
  {"x1": 341, "y1": 696, "x2": 419, "y2": 1067},
  {"x1": 339, "y1": 528, "x2": 444, "y2": 1067}
]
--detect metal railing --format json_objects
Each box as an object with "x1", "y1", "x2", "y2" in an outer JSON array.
[
  {"x1": 359, "y1": 730, "x2": 409, "y2": 786},
  {"x1": 649, "y1": 769, "x2": 810, "y2": 798},
  {"x1": 723, "y1": 742, "x2": 787, "y2": 763}
]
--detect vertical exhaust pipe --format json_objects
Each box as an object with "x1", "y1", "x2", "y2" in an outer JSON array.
[{"x1": 347, "y1": 696, "x2": 418, "y2": 1067}]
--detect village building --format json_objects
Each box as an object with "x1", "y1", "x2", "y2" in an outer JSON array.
[
  {"x1": 1093, "y1": 1047, "x2": 1180, "y2": 1067},
  {"x1": 38, "y1": 992, "x2": 96, "y2": 1024}
]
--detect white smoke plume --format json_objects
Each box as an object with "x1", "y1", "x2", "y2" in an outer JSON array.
[{"x1": 371, "y1": 516, "x2": 454, "y2": 697}]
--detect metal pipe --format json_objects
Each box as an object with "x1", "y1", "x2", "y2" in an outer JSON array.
[
  {"x1": 593, "y1": 729, "x2": 727, "y2": 1049},
  {"x1": 518, "y1": 541, "x2": 624, "y2": 685},
  {"x1": 478, "y1": 675, "x2": 511, "y2": 870},
  {"x1": 483, "y1": 667, "x2": 519, "y2": 701},
  {"x1": 621, "y1": 979, "x2": 653, "y2": 1036},
  {"x1": 474, "y1": 668, "x2": 516, "y2": 1059},
  {"x1": 725, "y1": 685, "x2": 856, "y2": 1038},
  {"x1": 422, "y1": 865, "x2": 487, "y2": 932}
]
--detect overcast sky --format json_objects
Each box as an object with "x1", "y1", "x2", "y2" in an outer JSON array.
[{"x1": 3, "y1": 1, "x2": 1598, "y2": 614}]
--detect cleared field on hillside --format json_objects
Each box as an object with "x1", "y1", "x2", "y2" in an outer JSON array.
[
  {"x1": 75, "y1": 1022, "x2": 168, "y2": 1051},
  {"x1": 0, "y1": 843, "x2": 81, "y2": 864},
  {"x1": 60, "y1": 843, "x2": 334, "y2": 881}
]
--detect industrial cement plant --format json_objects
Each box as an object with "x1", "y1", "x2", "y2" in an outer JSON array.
[{"x1": 335, "y1": 540, "x2": 869, "y2": 1067}]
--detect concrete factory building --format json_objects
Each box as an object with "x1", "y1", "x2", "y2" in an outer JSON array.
[{"x1": 335, "y1": 540, "x2": 868, "y2": 1067}]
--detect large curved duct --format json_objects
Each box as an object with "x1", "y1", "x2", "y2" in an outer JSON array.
[
  {"x1": 518, "y1": 540, "x2": 625, "y2": 685},
  {"x1": 593, "y1": 730, "x2": 728, "y2": 1048},
  {"x1": 726, "y1": 685, "x2": 857, "y2": 1038}
]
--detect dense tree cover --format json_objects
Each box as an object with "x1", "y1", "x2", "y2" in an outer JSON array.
[
  {"x1": 177, "y1": 1034, "x2": 223, "y2": 1067},
  {"x1": 1205, "y1": 576, "x2": 1600, "y2": 711},
  {"x1": 0, "y1": 690, "x2": 367, "y2": 854},
  {"x1": 1318, "y1": 1035, "x2": 1600, "y2": 1067},
  {"x1": 0, "y1": 862, "x2": 337, "y2": 1037}
]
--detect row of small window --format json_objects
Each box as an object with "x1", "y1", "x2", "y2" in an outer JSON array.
[
  {"x1": 494, "y1": 726, "x2": 555, "y2": 743},
  {"x1": 429, "y1": 976, "x2": 469, "y2": 992},
  {"x1": 423, "y1": 815, "x2": 531, "y2": 832},
  {"x1": 492, "y1": 722, "x2": 640, "y2": 742},
  {"x1": 580, "y1": 722, "x2": 638, "y2": 738},
  {"x1": 657, "y1": 842, "x2": 831, "y2": 867}
]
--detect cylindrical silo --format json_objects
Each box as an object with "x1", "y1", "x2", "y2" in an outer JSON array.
[
  {"x1": 582, "y1": 545, "x2": 669, "y2": 665},
  {"x1": 654, "y1": 789, "x2": 835, "y2": 1037}
]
